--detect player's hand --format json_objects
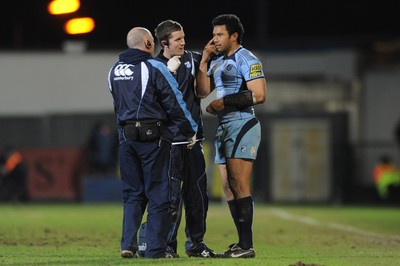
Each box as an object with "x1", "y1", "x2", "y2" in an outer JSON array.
[
  {"x1": 186, "y1": 133, "x2": 197, "y2": 149},
  {"x1": 205, "y1": 99, "x2": 224, "y2": 115},
  {"x1": 203, "y1": 39, "x2": 217, "y2": 57},
  {"x1": 167, "y1": 56, "x2": 181, "y2": 72}
]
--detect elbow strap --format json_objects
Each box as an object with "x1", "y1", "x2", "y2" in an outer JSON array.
[{"x1": 223, "y1": 90, "x2": 256, "y2": 109}]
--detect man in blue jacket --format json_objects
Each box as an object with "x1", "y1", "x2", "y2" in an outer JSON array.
[
  {"x1": 153, "y1": 19, "x2": 217, "y2": 258},
  {"x1": 107, "y1": 27, "x2": 198, "y2": 259}
]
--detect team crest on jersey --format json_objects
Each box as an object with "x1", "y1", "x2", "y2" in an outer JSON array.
[
  {"x1": 241, "y1": 145, "x2": 247, "y2": 153},
  {"x1": 249, "y1": 63, "x2": 261, "y2": 78},
  {"x1": 184, "y1": 61, "x2": 191, "y2": 68}
]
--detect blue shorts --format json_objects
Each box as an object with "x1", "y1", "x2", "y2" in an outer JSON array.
[{"x1": 214, "y1": 117, "x2": 261, "y2": 164}]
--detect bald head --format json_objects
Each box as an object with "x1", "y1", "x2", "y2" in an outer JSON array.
[{"x1": 126, "y1": 27, "x2": 155, "y2": 55}]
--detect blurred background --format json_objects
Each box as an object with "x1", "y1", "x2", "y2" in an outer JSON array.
[{"x1": 1, "y1": 0, "x2": 400, "y2": 204}]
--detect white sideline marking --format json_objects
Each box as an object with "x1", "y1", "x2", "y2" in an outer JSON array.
[{"x1": 269, "y1": 209, "x2": 400, "y2": 241}]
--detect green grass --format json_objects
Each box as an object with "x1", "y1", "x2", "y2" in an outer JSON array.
[{"x1": 1, "y1": 202, "x2": 400, "y2": 265}]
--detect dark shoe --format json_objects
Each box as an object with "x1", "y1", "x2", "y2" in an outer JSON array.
[
  {"x1": 121, "y1": 250, "x2": 137, "y2": 258},
  {"x1": 165, "y1": 252, "x2": 179, "y2": 258},
  {"x1": 166, "y1": 245, "x2": 177, "y2": 254},
  {"x1": 186, "y1": 242, "x2": 217, "y2": 258},
  {"x1": 221, "y1": 243, "x2": 255, "y2": 258}
]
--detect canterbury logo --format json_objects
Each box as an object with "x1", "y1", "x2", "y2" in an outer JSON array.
[
  {"x1": 114, "y1": 64, "x2": 134, "y2": 76},
  {"x1": 138, "y1": 243, "x2": 146, "y2": 251}
]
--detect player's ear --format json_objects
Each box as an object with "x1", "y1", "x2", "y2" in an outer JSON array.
[{"x1": 145, "y1": 40, "x2": 152, "y2": 49}]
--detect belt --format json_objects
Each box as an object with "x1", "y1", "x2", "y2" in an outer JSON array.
[{"x1": 120, "y1": 120, "x2": 162, "y2": 127}]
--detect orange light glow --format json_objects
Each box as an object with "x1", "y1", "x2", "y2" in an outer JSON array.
[
  {"x1": 64, "y1": 17, "x2": 95, "y2": 35},
  {"x1": 48, "y1": 0, "x2": 80, "y2": 15}
]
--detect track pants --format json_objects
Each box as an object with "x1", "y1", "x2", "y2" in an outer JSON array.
[
  {"x1": 119, "y1": 139, "x2": 172, "y2": 258},
  {"x1": 167, "y1": 142, "x2": 209, "y2": 252}
]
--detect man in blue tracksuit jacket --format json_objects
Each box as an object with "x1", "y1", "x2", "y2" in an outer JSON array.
[
  {"x1": 153, "y1": 19, "x2": 217, "y2": 258},
  {"x1": 107, "y1": 27, "x2": 198, "y2": 259}
]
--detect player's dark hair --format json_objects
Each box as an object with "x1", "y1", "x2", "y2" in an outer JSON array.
[
  {"x1": 154, "y1": 19, "x2": 183, "y2": 46},
  {"x1": 212, "y1": 14, "x2": 244, "y2": 44}
]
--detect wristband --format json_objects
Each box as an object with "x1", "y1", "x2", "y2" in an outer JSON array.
[{"x1": 223, "y1": 90, "x2": 256, "y2": 109}]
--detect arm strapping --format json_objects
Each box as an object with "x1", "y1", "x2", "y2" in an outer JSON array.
[{"x1": 223, "y1": 90, "x2": 256, "y2": 109}]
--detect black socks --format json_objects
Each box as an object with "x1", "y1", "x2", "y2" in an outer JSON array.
[{"x1": 228, "y1": 196, "x2": 254, "y2": 250}]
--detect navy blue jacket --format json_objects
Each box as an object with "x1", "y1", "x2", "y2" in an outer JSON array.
[
  {"x1": 108, "y1": 48, "x2": 198, "y2": 143},
  {"x1": 155, "y1": 51, "x2": 204, "y2": 142}
]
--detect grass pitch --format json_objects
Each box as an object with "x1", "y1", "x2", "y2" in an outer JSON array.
[{"x1": 1, "y1": 202, "x2": 399, "y2": 265}]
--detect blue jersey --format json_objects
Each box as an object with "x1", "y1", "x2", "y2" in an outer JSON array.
[{"x1": 208, "y1": 46, "x2": 265, "y2": 123}]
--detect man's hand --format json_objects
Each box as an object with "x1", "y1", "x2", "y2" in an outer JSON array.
[
  {"x1": 187, "y1": 133, "x2": 197, "y2": 149},
  {"x1": 203, "y1": 39, "x2": 217, "y2": 58},
  {"x1": 167, "y1": 56, "x2": 181, "y2": 72},
  {"x1": 205, "y1": 98, "x2": 224, "y2": 115}
]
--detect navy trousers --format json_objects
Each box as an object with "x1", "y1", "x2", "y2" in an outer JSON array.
[
  {"x1": 119, "y1": 139, "x2": 172, "y2": 258},
  {"x1": 167, "y1": 142, "x2": 209, "y2": 252}
]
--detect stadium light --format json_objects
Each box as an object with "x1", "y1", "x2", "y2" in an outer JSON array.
[
  {"x1": 48, "y1": 0, "x2": 80, "y2": 15},
  {"x1": 64, "y1": 17, "x2": 95, "y2": 35}
]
